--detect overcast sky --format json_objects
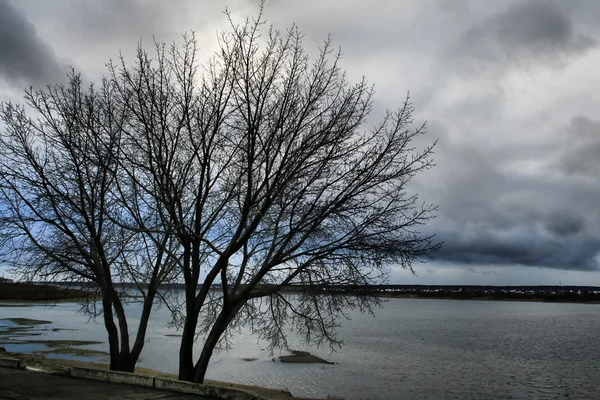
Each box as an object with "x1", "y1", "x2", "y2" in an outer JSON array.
[{"x1": 1, "y1": 0, "x2": 599, "y2": 286}]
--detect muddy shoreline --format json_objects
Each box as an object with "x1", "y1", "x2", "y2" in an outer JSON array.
[
  {"x1": 0, "y1": 348, "x2": 333, "y2": 400},
  {"x1": 0, "y1": 317, "x2": 337, "y2": 400}
]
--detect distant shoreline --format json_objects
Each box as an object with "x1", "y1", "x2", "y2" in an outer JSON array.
[
  {"x1": 0, "y1": 282, "x2": 91, "y2": 301},
  {"x1": 2, "y1": 280, "x2": 599, "y2": 304},
  {"x1": 381, "y1": 292, "x2": 600, "y2": 303}
]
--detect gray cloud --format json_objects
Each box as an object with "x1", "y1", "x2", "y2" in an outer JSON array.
[
  {"x1": 558, "y1": 116, "x2": 600, "y2": 178},
  {"x1": 0, "y1": 0, "x2": 63, "y2": 87},
  {"x1": 2, "y1": 0, "x2": 600, "y2": 283},
  {"x1": 456, "y1": 0, "x2": 596, "y2": 72},
  {"x1": 50, "y1": 0, "x2": 183, "y2": 42}
]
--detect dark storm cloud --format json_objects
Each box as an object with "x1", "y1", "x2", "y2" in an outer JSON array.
[
  {"x1": 416, "y1": 120, "x2": 600, "y2": 272},
  {"x1": 545, "y1": 212, "x2": 586, "y2": 237},
  {"x1": 456, "y1": 0, "x2": 596, "y2": 71},
  {"x1": 0, "y1": 0, "x2": 63, "y2": 86},
  {"x1": 436, "y1": 232, "x2": 600, "y2": 271}
]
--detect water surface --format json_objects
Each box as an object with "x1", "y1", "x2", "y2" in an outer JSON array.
[{"x1": 1, "y1": 298, "x2": 599, "y2": 399}]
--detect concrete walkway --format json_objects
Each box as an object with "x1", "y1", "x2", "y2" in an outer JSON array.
[{"x1": 0, "y1": 367, "x2": 214, "y2": 399}]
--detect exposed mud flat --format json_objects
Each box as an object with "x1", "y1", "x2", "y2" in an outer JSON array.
[
  {"x1": 278, "y1": 350, "x2": 334, "y2": 365},
  {"x1": 0, "y1": 317, "x2": 108, "y2": 362},
  {"x1": 1, "y1": 317, "x2": 52, "y2": 326}
]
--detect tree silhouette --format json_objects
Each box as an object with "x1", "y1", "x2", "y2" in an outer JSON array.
[
  {"x1": 0, "y1": 6, "x2": 440, "y2": 382},
  {"x1": 109, "y1": 9, "x2": 439, "y2": 382},
  {"x1": 0, "y1": 72, "x2": 179, "y2": 372}
]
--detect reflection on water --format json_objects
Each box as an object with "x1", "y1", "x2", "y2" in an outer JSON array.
[{"x1": 1, "y1": 298, "x2": 599, "y2": 399}]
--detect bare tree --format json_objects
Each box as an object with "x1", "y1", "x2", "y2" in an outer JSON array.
[
  {"x1": 0, "y1": 72, "x2": 179, "y2": 372},
  {"x1": 108, "y1": 7, "x2": 440, "y2": 383}
]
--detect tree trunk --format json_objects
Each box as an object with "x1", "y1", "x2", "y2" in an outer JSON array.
[
  {"x1": 110, "y1": 353, "x2": 137, "y2": 372},
  {"x1": 101, "y1": 291, "x2": 138, "y2": 373},
  {"x1": 130, "y1": 288, "x2": 157, "y2": 362},
  {"x1": 102, "y1": 296, "x2": 122, "y2": 371},
  {"x1": 109, "y1": 288, "x2": 131, "y2": 357},
  {"x1": 192, "y1": 317, "x2": 227, "y2": 383},
  {"x1": 192, "y1": 302, "x2": 241, "y2": 384},
  {"x1": 178, "y1": 302, "x2": 199, "y2": 381}
]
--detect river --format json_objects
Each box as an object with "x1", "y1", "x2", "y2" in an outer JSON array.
[{"x1": 1, "y1": 298, "x2": 599, "y2": 399}]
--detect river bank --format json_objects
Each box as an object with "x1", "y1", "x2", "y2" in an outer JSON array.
[
  {"x1": 0, "y1": 317, "x2": 337, "y2": 400},
  {"x1": 0, "y1": 366, "x2": 205, "y2": 400},
  {"x1": 0, "y1": 348, "x2": 330, "y2": 400}
]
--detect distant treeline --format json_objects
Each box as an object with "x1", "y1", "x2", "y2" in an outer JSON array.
[
  {"x1": 283, "y1": 284, "x2": 600, "y2": 302},
  {"x1": 0, "y1": 281, "x2": 90, "y2": 300},
  {"x1": 37, "y1": 281, "x2": 600, "y2": 298}
]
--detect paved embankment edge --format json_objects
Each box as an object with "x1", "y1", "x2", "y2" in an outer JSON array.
[
  {"x1": 0, "y1": 356, "x2": 22, "y2": 369},
  {"x1": 71, "y1": 366, "x2": 267, "y2": 400}
]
